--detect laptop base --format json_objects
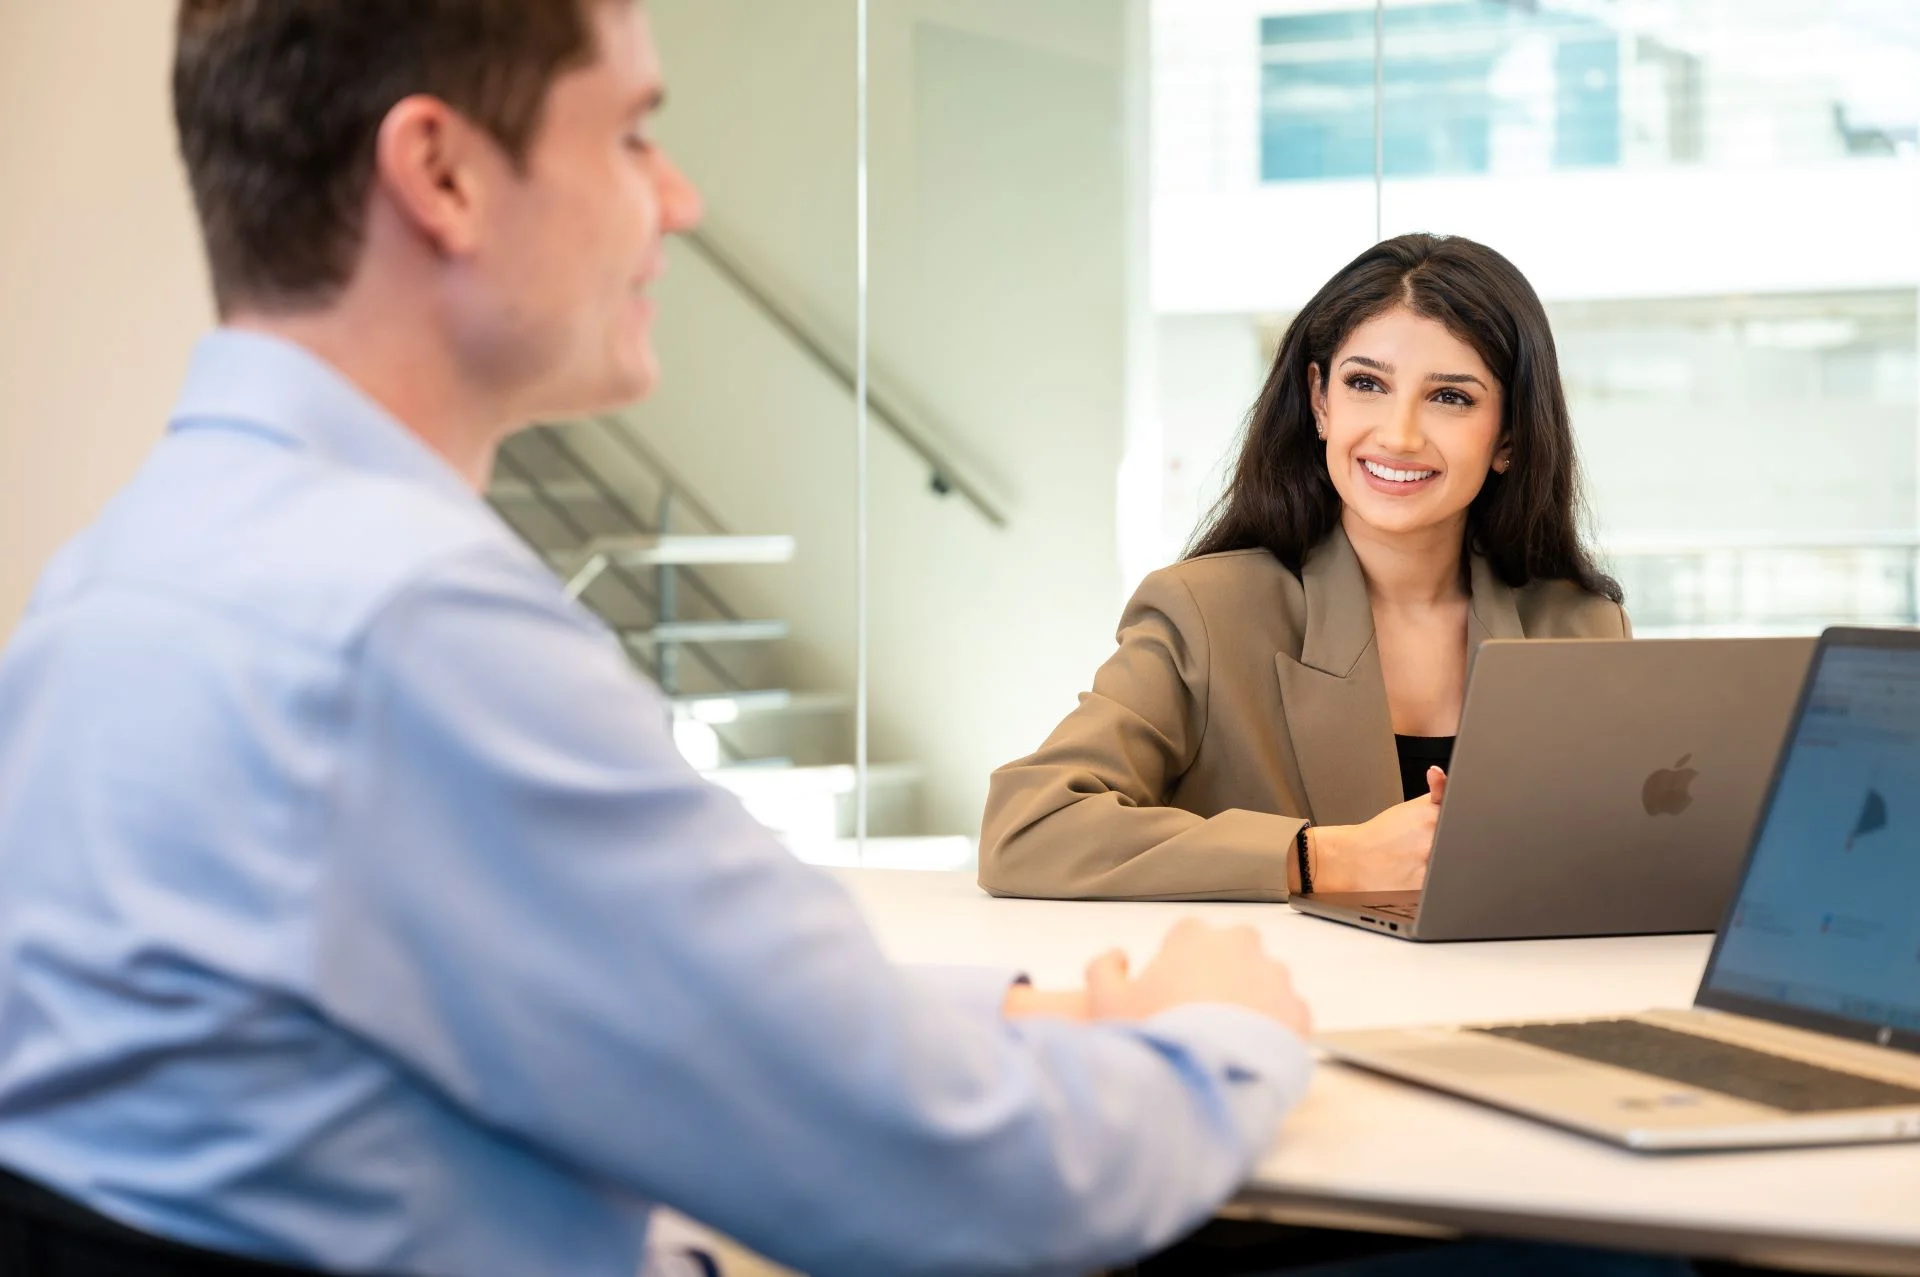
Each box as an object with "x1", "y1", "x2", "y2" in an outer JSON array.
[
  {"x1": 1320, "y1": 1012, "x2": 1920, "y2": 1152},
  {"x1": 1290, "y1": 892, "x2": 1424, "y2": 940}
]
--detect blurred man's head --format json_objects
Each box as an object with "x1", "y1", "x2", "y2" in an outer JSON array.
[{"x1": 173, "y1": 0, "x2": 701, "y2": 424}]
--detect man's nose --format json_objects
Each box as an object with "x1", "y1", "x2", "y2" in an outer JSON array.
[{"x1": 653, "y1": 149, "x2": 704, "y2": 233}]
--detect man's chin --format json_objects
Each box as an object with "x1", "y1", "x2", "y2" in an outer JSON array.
[{"x1": 537, "y1": 354, "x2": 659, "y2": 421}]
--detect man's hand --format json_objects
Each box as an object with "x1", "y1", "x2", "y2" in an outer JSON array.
[
  {"x1": 1002, "y1": 984, "x2": 1091, "y2": 1021},
  {"x1": 1082, "y1": 919, "x2": 1311, "y2": 1037}
]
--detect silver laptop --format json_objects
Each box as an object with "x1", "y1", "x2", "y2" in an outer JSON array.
[
  {"x1": 1320, "y1": 627, "x2": 1920, "y2": 1151},
  {"x1": 1292, "y1": 638, "x2": 1814, "y2": 941}
]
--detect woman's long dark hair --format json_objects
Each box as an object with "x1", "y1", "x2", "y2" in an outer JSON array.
[{"x1": 1187, "y1": 233, "x2": 1621, "y2": 603}]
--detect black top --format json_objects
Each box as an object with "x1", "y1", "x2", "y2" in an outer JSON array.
[{"x1": 1394, "y1": 734, "x2": 1455, "y2": 803}]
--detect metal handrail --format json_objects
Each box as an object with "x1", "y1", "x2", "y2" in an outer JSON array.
[
  {"x1": 590, "y1": 415, "x2": 734, "y2": 538},
  {"x1": 490, "y1": 440, "x2": 748, "y2": 694},
  {"x1": 681, "y1": 227, "x2": 1009, "y2": 530},
  {"x1": 529, "y1": 428, "x2": 746, "y2": 627}
]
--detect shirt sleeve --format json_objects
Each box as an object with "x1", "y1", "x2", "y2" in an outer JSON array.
[
  {"x1": 903, "y1": 965, "x2": 1030, "y2": 1020},
  {"x1": 312, "y1": 544, "x2": 1313, "y2": 1277}
]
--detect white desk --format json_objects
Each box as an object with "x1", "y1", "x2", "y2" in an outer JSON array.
[{"x1": 833, "y1": 868, "x2": 1920, "y2": 1276}]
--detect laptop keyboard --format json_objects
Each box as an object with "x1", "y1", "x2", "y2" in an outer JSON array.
[
  {"x1": 1366, "y1": 902, "x2": 1420, "y2": 919},
  {"x1": 1474, "y1": 1019, "x2": 1920, "y2": 1113}
]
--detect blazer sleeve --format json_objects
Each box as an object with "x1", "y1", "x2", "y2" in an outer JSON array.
[{"x1": 977, "y1": 568, "x2": 1301, "y2": 902}]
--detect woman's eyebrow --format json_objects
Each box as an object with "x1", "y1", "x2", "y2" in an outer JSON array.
[
  {"x1": 1340, "y1": 355, "x2": 1393, "y2": 373},
  {"x1": 1428, "y1": 372, "x2": 1490, "y2": 390}
]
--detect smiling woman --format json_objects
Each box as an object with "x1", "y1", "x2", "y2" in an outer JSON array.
[{"x1": 978, "y1": 233, "x2": 1629, "y2": 904}]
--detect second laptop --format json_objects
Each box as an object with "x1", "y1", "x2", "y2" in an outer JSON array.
[{"x1": 1291, "y1": 637, "x2": 1812, "y2": 942}]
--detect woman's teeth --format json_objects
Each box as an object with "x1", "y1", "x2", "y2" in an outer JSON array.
[{"x1": 1363, "y1": 460, "x2": 1437, "y2": 484}]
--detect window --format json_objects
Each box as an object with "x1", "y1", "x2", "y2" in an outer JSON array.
[{"x1": 1155, "y1": 0, "x2": 1920, "y2": 634}]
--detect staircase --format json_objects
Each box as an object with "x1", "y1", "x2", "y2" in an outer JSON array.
[{"x1": 487, "y1": 417, "x2": 924, "y2": 855}]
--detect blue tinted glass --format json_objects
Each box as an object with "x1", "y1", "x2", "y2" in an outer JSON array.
[
  {"x1": 1260, "y1": 13, "x2": 1376, "y2": 181},
  {"x1": 1260, "y1": 2, "x2": 1621, "y2": 181},
  {"x1": 1707, "y1": 645, "x2": 1920, "y2": 1034},
  {"x1": 1554, "y1": 34, "x2": 1621, "y2": 167}
]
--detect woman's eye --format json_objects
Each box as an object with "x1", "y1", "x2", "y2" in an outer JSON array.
[
  {"x1": 1344, "y1": 374, "x2": 1384, "y2": 393},
  {"x1": 1433, "y1": 388, "x2": 1474, "y2": 406}
]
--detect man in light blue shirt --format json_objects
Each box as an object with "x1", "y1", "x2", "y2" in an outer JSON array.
[{"x1": 0, "y1": 3, "x2": 1316, "y2": 1273}]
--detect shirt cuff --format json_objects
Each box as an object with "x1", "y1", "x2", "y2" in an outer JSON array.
[
  {"x1": 1133, "y1": 1004, "x2": 1316, "y2": 1147},
  {"x1": 904, "y1": 963, "x2": 1028, "y2": 1021}
]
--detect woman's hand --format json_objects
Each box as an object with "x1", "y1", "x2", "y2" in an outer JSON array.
[{"x1": 1306, "y1": 767, "x2": 1446, "y2": 893}]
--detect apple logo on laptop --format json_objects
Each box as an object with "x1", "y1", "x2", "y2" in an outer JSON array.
[{"x1": 1642, "y1": 755, "x2": 1697, "y2": 816}]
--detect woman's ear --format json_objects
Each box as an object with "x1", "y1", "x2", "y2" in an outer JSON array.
[
  {"x1": 1492, "y1": 436, "x2": 1514, "y2": 475},
  {"x1": 1308, "y1": 362, "x2": 1329, "y2": 441}
]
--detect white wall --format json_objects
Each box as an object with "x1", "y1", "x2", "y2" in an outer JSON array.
[
  {"x1": 641, "y1": 0, "x2": 1136, "y2": 836},
  {"x1": 0, "y1": 2, "x2": 214, "y2": 639}
]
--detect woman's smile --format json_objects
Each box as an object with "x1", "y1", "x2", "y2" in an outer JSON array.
[{"x1": 1359, "y1": 456, "x2": 1441, "y2": 494}]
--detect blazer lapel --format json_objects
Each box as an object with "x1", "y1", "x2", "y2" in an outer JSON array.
[
  {"x1": 1272, "y1": 527, "x2": 1403, "y2": 825},
  {"x1": 1467, "y1": 552, "x2": 1525, "y2": 657}
]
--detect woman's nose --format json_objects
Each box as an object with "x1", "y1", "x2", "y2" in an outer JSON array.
[{"x1": 1376, "y1": 394, "x2": 1424, "y2": 454}]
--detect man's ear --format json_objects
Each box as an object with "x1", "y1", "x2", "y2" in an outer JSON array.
[{"x1": 371, "y1": 95, "x2": 493, "y2": 259}]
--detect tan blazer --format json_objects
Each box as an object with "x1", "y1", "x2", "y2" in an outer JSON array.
[{"x1": 979, "y1": 527, "x2": 1630, "y2": 902}]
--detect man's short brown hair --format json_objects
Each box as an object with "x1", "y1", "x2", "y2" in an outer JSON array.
[{"x1": 174, "y1": 0, "x2": 605, "y2": 314}]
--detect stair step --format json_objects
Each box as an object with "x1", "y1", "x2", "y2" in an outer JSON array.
[
  {"x1": 703, "y1": 762, "x2": 921, "y2": 796},
  {"x1": 563, "y1": 534, "x2": 795, "y2": 568},
  {"x1": 704, "y1": 762, "x2": 923, "y2": 843},
  {"x1": 626, "y1": 620, "x2": 791, "y2": 646},
  {"x1": 489, "y1": 478, "x2": 600, "y2": 503},
  {"x1": 671, "y1": 690, "x2": 849, "y2": 724}
]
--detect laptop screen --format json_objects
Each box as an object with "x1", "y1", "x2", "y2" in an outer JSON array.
[{"x1": 1698, "y1": 634, "x2": 1920, "y2": 1051}]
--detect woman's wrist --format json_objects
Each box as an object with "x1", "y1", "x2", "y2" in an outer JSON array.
[{"x1": 1306, "y1": 824, "x2": 1353, "y2": 894}]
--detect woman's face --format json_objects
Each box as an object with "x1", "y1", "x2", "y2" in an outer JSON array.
[{"x1": 1310, "y1": 306, "x2": 1510, "y2": 542}]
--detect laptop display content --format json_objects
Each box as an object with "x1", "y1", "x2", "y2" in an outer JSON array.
[{"x1": 1696, "y1": 640, "x2": 1920, "y2": 1052}]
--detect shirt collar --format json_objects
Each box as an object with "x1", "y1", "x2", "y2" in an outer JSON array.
[{"x1": 168, "y1": 328, "x2": 480, "y2": 507}]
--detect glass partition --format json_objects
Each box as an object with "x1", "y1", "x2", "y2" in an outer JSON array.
[
  {"x1": 858, "y1": 0, "x2": 1150, "y2": 867},
  {"x1": 632, "y1": 1, "x2": 1918, "y2": 866},
  {"x1": 535, "y1": 0, "x2": 869, "y2": 864},
  {"x1": 848, "y1": 0, "x2": 1920, "y2": 866}
]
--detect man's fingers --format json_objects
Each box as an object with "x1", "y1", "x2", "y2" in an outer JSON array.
[
  {"x1": 1225, "y1": 924, "x2": 1265, "y2": 955},
  {"x1": 1085, "y1": 948, "x2": 1129, "y2": 986}
]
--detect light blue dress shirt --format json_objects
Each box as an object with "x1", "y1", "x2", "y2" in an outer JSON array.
[{"x1": 0, "y1": 331, "x2": 1313, "y2": 1277}]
